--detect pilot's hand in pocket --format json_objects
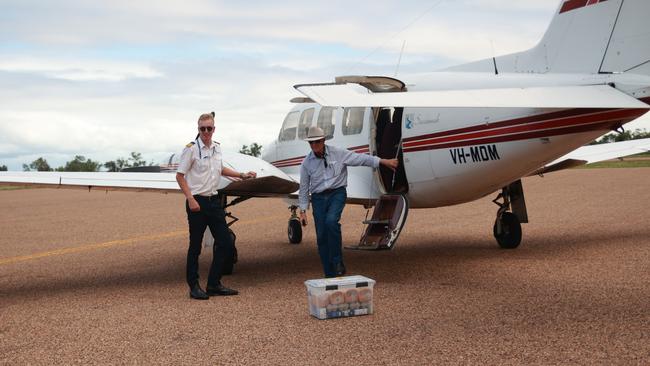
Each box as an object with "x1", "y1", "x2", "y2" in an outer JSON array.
[{"x1": 188, "y1": 198, "x2": 201, "y2": 212}]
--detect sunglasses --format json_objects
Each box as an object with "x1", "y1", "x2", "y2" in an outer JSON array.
[
  {"x1": 199, "y1": 126, "x2": 214, "y2": 132},
  {"x1": 308, "y1": 139, "x2": 324, "y2": 145}
]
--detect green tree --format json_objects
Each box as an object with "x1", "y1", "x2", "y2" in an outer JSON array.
[
  {"x1": 239, "y1": 142, "x2": 262, "y2": 157},
  {"x1": 128, "y1": 152, "x2": 151, "y2": 167},
  {"x1": 103, "y1": 160, "x2": 119, "y2": 172},
  {"x1": 57, "y1": 155, "x2": 102, "y2": 172},
  {"x1": 590, "y1": 128, "x2": 650, "y2": 145},
  {"x1": 23, "y1": 157, "x2": 53, "y2": 171},
  {"x1": 0, "y1": 165, "x2": 7, "y2": 171},
  {"x1": 104, "y1": 152, "x2": 151, "y2": 171},
  {"x1": 104, "y1": 157, "x2": 129, "y2": 172}
]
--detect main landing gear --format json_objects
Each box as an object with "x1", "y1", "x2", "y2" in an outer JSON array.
[
  {"x1": 202, "y1": 195, "x2": 250, "y2": 275},
  {"x1": 288, "y1": 205, "x2": 303, "y2": 244},
  {"x1": 222, "y1": 229, "x2": 238, "y2": 275},
  {"x1": 492, "y1": 180, "x2": 528, "y2": 249}
]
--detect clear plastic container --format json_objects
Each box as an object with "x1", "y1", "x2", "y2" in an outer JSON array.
[{"x1": 304, "y1": 275, "x2": 375, "y2": 320}]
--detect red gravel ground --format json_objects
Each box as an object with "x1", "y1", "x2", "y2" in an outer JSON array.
[{"x1": 0, "y1": 168, "x2": 648, "y2": 365}]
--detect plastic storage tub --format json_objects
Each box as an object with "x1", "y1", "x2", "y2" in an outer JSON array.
[{"x1": 304, "y1": 275, "x2": 375, "y2": 320}]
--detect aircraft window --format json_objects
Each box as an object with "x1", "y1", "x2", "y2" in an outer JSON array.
[
  {"x1": 298, "y1": 108, "x2": 315, "y2": 139},
  {"x1": 317, "y1": 107, "x2": 336, "y2": 140},
  {"x1": 279, "y1": 111, "x2": 300, "y2": 141},
  {"x1": 342, "y1": 107, "x2": 364, "y2": 135}
]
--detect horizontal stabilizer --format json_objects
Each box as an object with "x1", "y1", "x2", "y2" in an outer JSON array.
[
  {"x1": 531, "y1": 138, "x2": 650, "y2": 175},
  {"x1": 295, "y1": 84, "x2": 649, "y2": 109}
]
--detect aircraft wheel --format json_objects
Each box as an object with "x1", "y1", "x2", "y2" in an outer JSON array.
[
  {"x1": 222, "y1": 229, "x2": 237, "y2": 275},
  {"x1": 288, "y1": 218, "x2": 302, "y2": 244},
  {"x1": 493, "y1": 212, "x2": 522, "y2": 249}
]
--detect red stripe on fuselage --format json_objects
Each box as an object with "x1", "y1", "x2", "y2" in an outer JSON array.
[
  {"x1": 560, "y1": 0, "x2": 607, "y2": 14},
  {"x1": 403, "y1": 107, "x2": 609, "y2": 144},
  {"x1": 402, "y1": 118, "x2": 639, "y2": 153},
  {"x1": 403, "y1": 108, "x2": 646, "y2": 150}
]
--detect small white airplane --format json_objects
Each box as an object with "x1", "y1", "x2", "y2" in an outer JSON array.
[{"x1": 2, "y1": 0, "x2": 650, "y2": 272}]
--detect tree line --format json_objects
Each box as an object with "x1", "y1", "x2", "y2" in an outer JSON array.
[
  {"x1": 21, "y1": 152, "x2": 152, "y2": 172},
  {"x1": 589, "y1": 128, "x2": 650, "y2": 144},
  {"x1": 3, "y1": 143, "x2": 262, "y2": 172}
]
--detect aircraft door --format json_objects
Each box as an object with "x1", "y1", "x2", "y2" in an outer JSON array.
[{"x1": 374, "y1": 107, "x2": 408, "y2": 193}]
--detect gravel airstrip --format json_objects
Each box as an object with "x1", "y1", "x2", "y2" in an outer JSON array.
[{"x1": 1, "y1": 168, "x2": 648, "y2": 365}]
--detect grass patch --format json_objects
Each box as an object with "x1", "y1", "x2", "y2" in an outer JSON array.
[
  {"x1": 578, "y1": 160, "x2": 650, "y2": 169},
  {"x1": 0, "y1": 185, "x2": 31, "y2": 191}
]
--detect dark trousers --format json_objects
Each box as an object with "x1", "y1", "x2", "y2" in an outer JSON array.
[
  {"x1": 185, "y1": 195, "x2": 234, "y2": 288},
  {"x1": 311, "y1": 187, "x2": 347, "y2": 277}
]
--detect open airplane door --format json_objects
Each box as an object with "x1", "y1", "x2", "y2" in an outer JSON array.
[{"x1": 347, "y1": 98, "x2": 410, "y2": 250}]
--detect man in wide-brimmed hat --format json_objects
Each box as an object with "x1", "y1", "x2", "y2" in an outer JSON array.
[{"x1": 299, "y1": 126, "x2": 398, "y2": 277}]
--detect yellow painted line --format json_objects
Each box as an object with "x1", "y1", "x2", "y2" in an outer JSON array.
[
  {"x1": 0, "y1": 213, "x2": 287, "y2": 266},
  {"x1": 0, "y1": 230, "x2": 186, "y2": 265}
]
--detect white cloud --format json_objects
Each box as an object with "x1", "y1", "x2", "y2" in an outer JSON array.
[{"x1": 0, "y1": 57, "x2": 163, "y2": 81}]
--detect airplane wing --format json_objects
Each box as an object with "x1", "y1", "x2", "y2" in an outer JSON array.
[
  {"x1": 294, "y1": 84, "x2": 649, "y2": 109},
  {"x1": 531, "y1": 138, "x2": 650, "y2": 175},
  {"x1": 0, "y1": 152, "x2": 299, "y2": 197}
]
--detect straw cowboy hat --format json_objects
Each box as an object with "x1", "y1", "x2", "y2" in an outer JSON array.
[{"x1": 304, "y1": 126, "x2": 326, "y2": 142}]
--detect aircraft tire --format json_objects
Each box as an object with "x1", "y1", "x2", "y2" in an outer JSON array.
[
  {"x1": 493, "y1": 212, "x2": 522, "y2": 249},
  {"x1": 222, "y1": 230, "x2": 237, "y2": 275},
  {"x1": 288, "y1": 218, "x2": 302, "y2": 244}
]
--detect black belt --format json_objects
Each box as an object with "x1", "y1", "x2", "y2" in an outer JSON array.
[
  {"x1": 194, "y1": 194, "x2": 222, "y2": 201},
  {"x1": 315, "y1": 186, "x2": 345, "y2": 195}
]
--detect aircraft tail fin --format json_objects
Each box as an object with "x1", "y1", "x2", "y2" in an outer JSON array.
[{"x1": 447, "y1": 0, "x2": 650, "y2": 75}]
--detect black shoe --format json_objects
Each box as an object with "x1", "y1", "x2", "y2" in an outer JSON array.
[
  {"x1": 189, "y1": 284, "x2": 209, "y2": 300},
  {"x1": 335, "y1": 262, "x2": 346, "y2": 277},
  {"x1": 206, "y1": 284, "x2": 238, "y2": 296}
]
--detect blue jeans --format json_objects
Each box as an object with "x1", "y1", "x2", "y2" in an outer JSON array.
[{"x1": 311, "y1": 187, "x2": 347, "y2": 277}]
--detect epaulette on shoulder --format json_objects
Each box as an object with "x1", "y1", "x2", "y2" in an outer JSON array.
[{"x1": 186, "y1": 141, "x2": 196, "y2": 148}]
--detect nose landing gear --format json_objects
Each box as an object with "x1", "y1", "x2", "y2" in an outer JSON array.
[{"x1": 492, "y1": 180, "x2": 528, "y2": 249}]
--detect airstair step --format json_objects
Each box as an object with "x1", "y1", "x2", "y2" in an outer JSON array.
[
  {"x1": 344, "y1": 242, "x2": 381, "y2": 250},
  {"x1": 362, "y1": 219, "x2": 390, "y2": 225}
]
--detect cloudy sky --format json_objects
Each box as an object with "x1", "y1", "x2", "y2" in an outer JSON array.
[{"x1": 1, "y1": 0, "x2": 649, "y2": 170}]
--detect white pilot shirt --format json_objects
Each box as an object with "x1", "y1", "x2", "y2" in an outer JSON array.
[{"x1": 177, "y1": 138, "x2": 223, "y2": 196}]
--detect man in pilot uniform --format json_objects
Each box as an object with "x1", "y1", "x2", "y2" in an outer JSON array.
[
  {"x1": 299, "y1": 126, "x2": 398, "y2": 278},
  {"x1": 176, "y1": 112, "x2": 256, "y2": 300}
]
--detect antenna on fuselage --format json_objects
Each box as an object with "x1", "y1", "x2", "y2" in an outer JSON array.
[{"x1": 491, "y1": 40, "x2": 499, "y2": 75}]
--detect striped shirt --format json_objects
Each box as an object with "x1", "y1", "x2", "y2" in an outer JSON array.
[{"x1": 299, "y1": 145, "x2": 380, "y2": 210}]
